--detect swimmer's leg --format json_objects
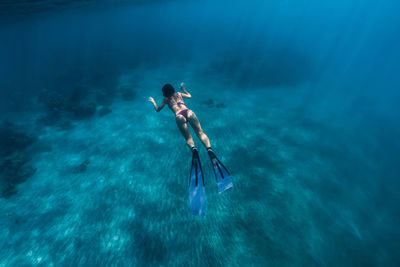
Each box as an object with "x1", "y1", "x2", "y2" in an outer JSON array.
[
  {"x1": 176, "y1": 115, "x2": 195, "y2": 149},
  {"x1": 187, "y1": 111, "x2": 211, "y2": 148}
]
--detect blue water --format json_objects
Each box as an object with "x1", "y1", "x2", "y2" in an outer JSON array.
[{"x1": 1, "y1": 0, "x2": 399, "y2": 266}]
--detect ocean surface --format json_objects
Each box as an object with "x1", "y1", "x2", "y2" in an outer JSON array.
[{"x1": 1, "y1": 0, "x2": 399, "y2": 266}]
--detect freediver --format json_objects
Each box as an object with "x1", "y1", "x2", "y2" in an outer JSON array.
[{"x1": 148, "y1": 83, "x2": 232, "y2": 215}]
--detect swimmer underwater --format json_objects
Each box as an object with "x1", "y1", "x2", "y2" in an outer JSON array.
[{"x1": 148, "y1": 83, "x2": 233, "y2": 215}]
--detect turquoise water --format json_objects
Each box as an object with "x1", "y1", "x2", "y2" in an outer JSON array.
[{"x1": 1, "y1": 1, "x2": 399, "y2": 266}]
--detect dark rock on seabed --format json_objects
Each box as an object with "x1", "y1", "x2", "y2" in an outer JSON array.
[{"x1": 0, "y1": 121, "x2": 37, "y2": 198}]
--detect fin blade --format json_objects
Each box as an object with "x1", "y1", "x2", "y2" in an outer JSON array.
[
  {"x1": 211, "y1": 158, "x2": 233, "y2": 194},
  {"x1": 189, "y1": 157, "x2": 206, "y2": 215}
]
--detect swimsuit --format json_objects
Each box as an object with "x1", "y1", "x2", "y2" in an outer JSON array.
[
  {"x1": 176, "y1": 101, "x2": 189, "y2": 119},
  {"x1": 177, "y1": 108, "x2": 189, "y2": 119},
  {"x1": 167, "y1": 94, "x2": 189, "y2": 119}
]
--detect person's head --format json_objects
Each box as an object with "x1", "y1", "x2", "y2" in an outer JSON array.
[{"x1": 162, "y1": 83, "x2": 175, "y2": 97}]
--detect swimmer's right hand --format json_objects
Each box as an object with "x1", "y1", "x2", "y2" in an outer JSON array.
[
  {"x1": 148, "y1": 97, "x2": 155, "y2": 103},
  {"x1": 180, "y1": 82, "x2": 185, "y2": 89}
]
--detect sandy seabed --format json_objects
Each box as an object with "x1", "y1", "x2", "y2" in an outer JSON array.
[{"x1": 1, "y1": 64, "x2": 399, "y2": 266}]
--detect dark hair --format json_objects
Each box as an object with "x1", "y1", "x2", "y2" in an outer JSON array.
[{"x1": 162, "y1": 84, "x2": 175, "y2": 97}]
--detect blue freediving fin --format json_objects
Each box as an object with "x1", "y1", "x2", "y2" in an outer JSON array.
[
  {"x1": 189, "y1": 147, "x2": 206, "y2": 215},
  {"x1": 208, "y1": 149, "x2": 233, "y2": 194}
]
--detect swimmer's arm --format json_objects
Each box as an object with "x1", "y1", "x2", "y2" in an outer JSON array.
[
  {"x1": 180, "y1": 82, "x2": 191, "y2": 98},
  {"x1": 148, "y1": 97, "x2": 165, "y2": 112}
]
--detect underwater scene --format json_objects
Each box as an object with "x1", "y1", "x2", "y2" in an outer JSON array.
[{"x1": 0, "y1": 0, "x2": 399, "y2": 266}]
